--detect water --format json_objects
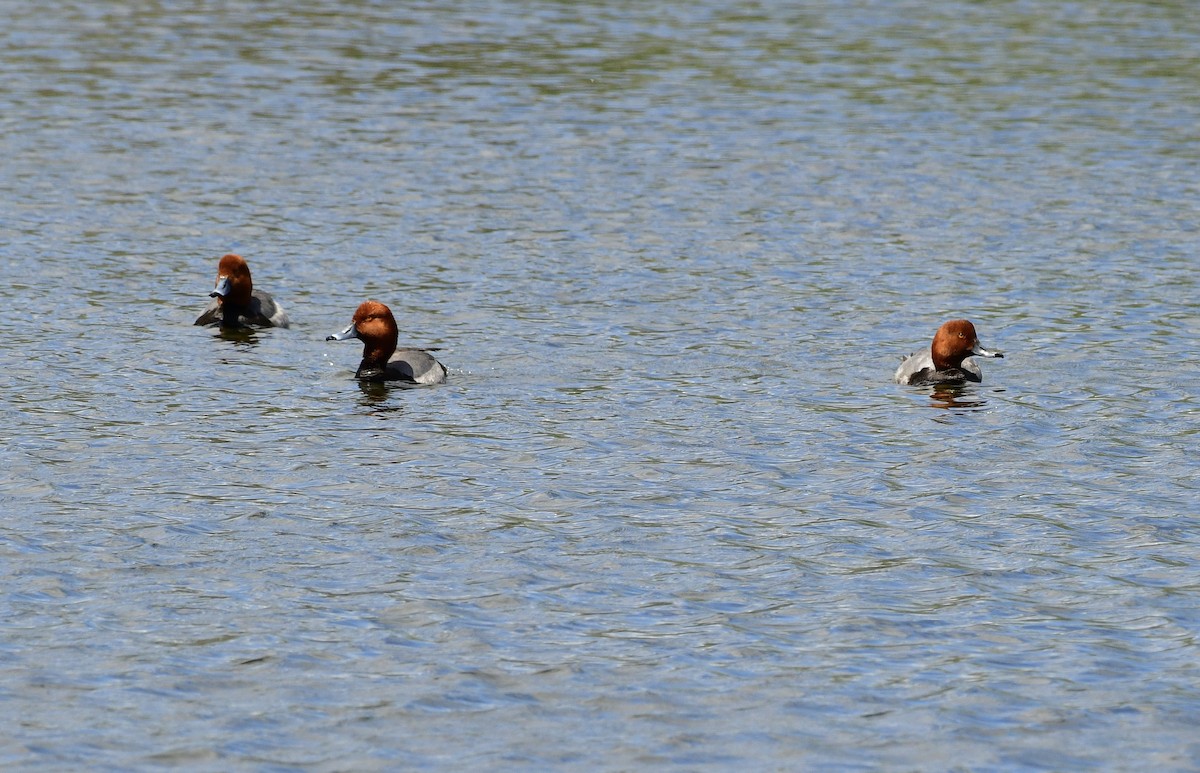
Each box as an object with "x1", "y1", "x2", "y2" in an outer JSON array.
[{"x1": 3, "y1": 1, "x2": 1199, "y2": 769}]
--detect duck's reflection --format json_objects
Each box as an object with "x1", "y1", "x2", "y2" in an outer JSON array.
[
  {"x1": 927, "y1": 384, "x2": 990, "y2": 409},
  {"x1": 356, "y1": 379, "x2": 412, "y2": 413},
  {"x1": 213, "y1": 325, "x2": 259, "y2": 348}
]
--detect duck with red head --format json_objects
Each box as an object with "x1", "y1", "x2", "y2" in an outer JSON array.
[
  {"x1": 894, "y1": 319, "x2": 1004, "y2": 385},
  {"x1": 194, "y1": 253, "x2": 291, "y2": 328},
  {"x1": 326, "y1": 300, "x2": 447, "y2": 384}
]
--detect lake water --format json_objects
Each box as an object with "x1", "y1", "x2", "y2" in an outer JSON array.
[{"x1": 3, "y1": 1, "x2": 1199, "y2": 769}]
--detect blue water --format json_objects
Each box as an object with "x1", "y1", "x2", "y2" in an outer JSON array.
[{"x1": 2, "y1": 1, "x2": 1199, "y2": 769}]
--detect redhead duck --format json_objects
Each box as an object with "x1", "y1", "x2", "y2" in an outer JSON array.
[
  {"x1": 326, "y1": 300, "x2": 446, "y2": 384},
  {"x1": 194, "y1": 253, "x2": 290, "y2": 328},
  {"x1": 894, "y1": 319, "x2": 1004, "y2": 385}
]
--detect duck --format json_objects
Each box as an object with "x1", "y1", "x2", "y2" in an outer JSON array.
[
  {"x1": 326, "y1": 300, "x2": 446, "y2": 384},
  {"x1": 894, "y1": 319, "x2": 1003, "y2": 385},
  {"x1": 194, "y1": 253, "x2": 290, "y2": 328}
]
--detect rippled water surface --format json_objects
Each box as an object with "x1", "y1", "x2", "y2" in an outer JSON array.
[{"x1": 3, "y1": 1, "x2": 1200, "y2": 769}]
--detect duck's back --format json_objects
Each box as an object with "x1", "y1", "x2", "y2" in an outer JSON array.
[
  {"x1": 894, "y1": 350, "x2": 933, "y2": 384},
  {"x1": 193, "y1": 297, "x2": 222, "y2": 326},
  {"x1": 386, "y1": 348, "x2": 447, "y2": 384},
  {"x1": 894, "y1": 349, "x2": 981, "y2": 385},
  {"x1": 194, "y1": 290, "x2": 289, "y2": 328},
  {"x1": 247, "y1": 290, "x2": 290, "y2": 328}
]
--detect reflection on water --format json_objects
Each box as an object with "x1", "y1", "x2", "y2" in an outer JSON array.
[
  {"x1": 210, "y1": 325, "x2": 262, "y2": 346},
  {"x1": 925, "y1": 384, "x2": 995, "y2": 410},
  {"x1": 3, "y1": 0, "x2": 1200, "y2": 770},
  {"x1": 353, "y1": 379, "x2": 420, "y2": 410}
]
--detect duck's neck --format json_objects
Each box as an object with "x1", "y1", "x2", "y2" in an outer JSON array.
[
  {"x1": 355, "y1": 340, "x2": 395, "y2": 380},
  {"x1": 219, "y1": 300, "x2": 251, "y2": 326},
  {"x1": 355, "y1": 361, "x2": 387, "y2": 380},
  {"x1": 932, "y1": 350, "x2": 968, "y2": 371}
]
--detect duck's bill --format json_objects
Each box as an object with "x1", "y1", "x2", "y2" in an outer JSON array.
[
  {"x1": 209, "y1": 276, "x2": 231, "y2": 299},
  {"x1": 326, "y1": 323, "x2": 358, "y2": 342},
  {"x1": 973, "y1": 343, "x2": 1004, "y2": 358}
]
